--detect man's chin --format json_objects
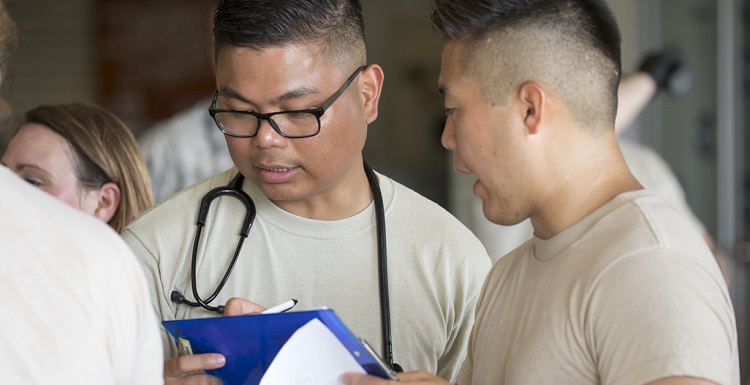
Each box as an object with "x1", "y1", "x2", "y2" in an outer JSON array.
[
  {"x1": 259, "y1": 184, "x2": 301, "y2": 204},
  {"x1": 473, "y1": 178, "x2": 493, "y2": 202}
]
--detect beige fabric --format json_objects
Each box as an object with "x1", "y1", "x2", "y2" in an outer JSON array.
[
  {"x1": 122, "y1": 168, "x2": 491, "y2": 382},
  {"x1": 0, "y1": 166, "x2": 163, "y2": 385},
  {"x1": 458, "y1": 190, "x2": 739, "y2": 385}
]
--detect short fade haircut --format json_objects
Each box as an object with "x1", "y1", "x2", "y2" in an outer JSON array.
[
  {"x1": 213, "y1": 0, "x2": 367, "y2": 69},
  {"x1": 431, "y1": 0, "x2": 622, "y2": 131}
]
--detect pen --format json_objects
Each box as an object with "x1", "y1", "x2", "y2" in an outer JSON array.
[{"x1": 261, "y1": 299, "x2": 298, "y2": 314}]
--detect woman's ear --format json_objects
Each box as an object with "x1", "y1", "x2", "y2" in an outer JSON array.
[
  {"x1": 359, "y1": 64, "x2": 385, "y2": 125},
  {"x1": 94, "y1": 182, "x2": 121, "y2": 224}
]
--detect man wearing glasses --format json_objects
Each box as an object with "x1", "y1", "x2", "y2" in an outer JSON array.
[{"x1": 121, "y1": 1, "x2": 491, "y2": 384}]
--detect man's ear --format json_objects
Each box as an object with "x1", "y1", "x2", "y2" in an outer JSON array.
[
  {"x1": 94, "y1": 182, "x2": 121, "y2": 224},
  {"x1": 359, "y1": 64, "x2": 384, "y2": 125},
  {"x1": 517, "y1": 81, "x2": 546, "y2": 135}
]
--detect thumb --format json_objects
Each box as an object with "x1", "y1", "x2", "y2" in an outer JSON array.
[
  {"x1": 223, "y1": 297, "x2": 266, "y2": 316},
  {"x1": 340, "y1": 373, "x2": 380, "y2": 385}
]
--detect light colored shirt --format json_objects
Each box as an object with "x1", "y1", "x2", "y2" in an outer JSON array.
[
  {"x1": 122, "y1": 168, "x2": 491, "y2": 382},
  {"x1": 459, "y1": 190, "x2": 739, "y2": 385},
  {"x1": 0, "y1": 166, "x2": 163, "y2": 385}
]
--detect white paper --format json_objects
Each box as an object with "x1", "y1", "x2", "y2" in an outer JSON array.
[{"x1": 259, "y1": 318, "x2": 366, "y2": 385}]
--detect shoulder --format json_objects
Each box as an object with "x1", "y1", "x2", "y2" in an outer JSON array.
[
  {"x1": 581, "y1": 190, "x2": 724, "y2": 285},
  {"x1": 384, "y1": 174, "x2": 480, "y2": 235},
  {"x1": 590, "y1": 191, "x2": 698, "y2": 248},
  {"x1": 379, "y1": 173, "x2": 491, "y2": 271},
  {"x1": 384, "y1": 174, "x2": 467, "y2": 224},
  {"x1": 124, "y1": 169, "x2": 238, "y2": 235},
  {"x1": 621, "y1": 191, "x2": 706, "y2": 251}
]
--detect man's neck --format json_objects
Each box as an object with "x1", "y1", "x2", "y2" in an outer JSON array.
[{"x1": 531, "y1": 136, "x2": 643, "y2": 239}]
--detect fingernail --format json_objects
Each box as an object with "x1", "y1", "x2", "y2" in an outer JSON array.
[{"x1": 212, "y1": 354, "x2": 226, "y2": 366}]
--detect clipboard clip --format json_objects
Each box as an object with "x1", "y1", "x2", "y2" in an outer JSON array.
[{"x1": 357, "y1": 338, "x2": 399, "y2": 381}]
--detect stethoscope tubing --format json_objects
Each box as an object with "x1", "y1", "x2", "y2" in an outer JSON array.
[
  {"x1": 364, "y1": 161, "x2": 396, "y2": 369},
  {"x1": 171, "y1": 161, "x2": 399, "y2": 371}
]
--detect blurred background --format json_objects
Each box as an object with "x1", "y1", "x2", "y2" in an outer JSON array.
[{"x1": 1, "y1": 0, "x2": 748, "y2": 380}]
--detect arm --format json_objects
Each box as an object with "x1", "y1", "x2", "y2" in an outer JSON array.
[
  {"x1": 592, "y1": 250, "x2": 736, "y2": 385},
  {"x1": 615, "y1": 72, "x2": 657, "y2": 133},
  {"x1": 342, "y1": 371, "x2": 452, "y2": 385},
  {"x1": 615, "y1": 51, "x2": 691, "y2": 134}
]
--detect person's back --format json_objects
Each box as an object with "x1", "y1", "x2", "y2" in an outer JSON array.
[{"x1": 0, "y1": 166, "x2": 163, "y2": 384}]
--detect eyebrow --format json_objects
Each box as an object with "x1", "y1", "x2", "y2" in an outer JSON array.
[
  {"x1": 218, "y1": 85, "x2": 322, "y2": 108},
  {"x1": 14, "y1": 163, "x2": 52, "y2": 178}
]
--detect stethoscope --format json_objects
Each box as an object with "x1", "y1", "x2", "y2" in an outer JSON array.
[{"x1": 170, "y1": 161, "x2": 402, "y2": 371}]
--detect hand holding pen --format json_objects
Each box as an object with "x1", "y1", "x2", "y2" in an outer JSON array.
[
  {"x1": 166, "y1": 297, "x2": 298, "y2": 384},
  {"x1": 261, "y1": 299, "x2": 298, "y2": 314},
  {"x1": 223, "y1": 297, "x2": 298, "y2": 316}
]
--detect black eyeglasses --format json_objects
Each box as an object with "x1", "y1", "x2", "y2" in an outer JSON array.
[{"x1": 209, "y1": 65, "x2": 367, "y2": 139}]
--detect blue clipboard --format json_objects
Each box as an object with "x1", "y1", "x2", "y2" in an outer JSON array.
[{"x1": 162, "y1": 308, "x2": 397, "y2": 384}]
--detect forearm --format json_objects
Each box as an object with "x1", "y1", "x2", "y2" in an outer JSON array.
[{"x1": 615, "y1": 72, "x2": 657, "y2": 134}]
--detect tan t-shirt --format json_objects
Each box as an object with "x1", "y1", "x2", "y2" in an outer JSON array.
[{"x1": 459, "y1": 190, "x2": 738, "y2": 385}]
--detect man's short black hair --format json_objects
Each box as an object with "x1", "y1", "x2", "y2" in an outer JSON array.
[{"x1": 213, "y1": 0, "x2": 367, "y2": 67}]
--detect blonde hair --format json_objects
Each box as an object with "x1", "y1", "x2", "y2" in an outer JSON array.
[{"x1": 23, "y1": 103, "x2": 154, "y2": 232}]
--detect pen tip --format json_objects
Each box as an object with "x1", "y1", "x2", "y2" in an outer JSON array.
[{"x1": 292, "y1": 299, "x2": 298, "y2": 304}]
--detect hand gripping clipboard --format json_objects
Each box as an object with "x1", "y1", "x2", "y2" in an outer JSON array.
[{"x1": 162, "y1": 308, "x2": 398, "y2": 384}]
